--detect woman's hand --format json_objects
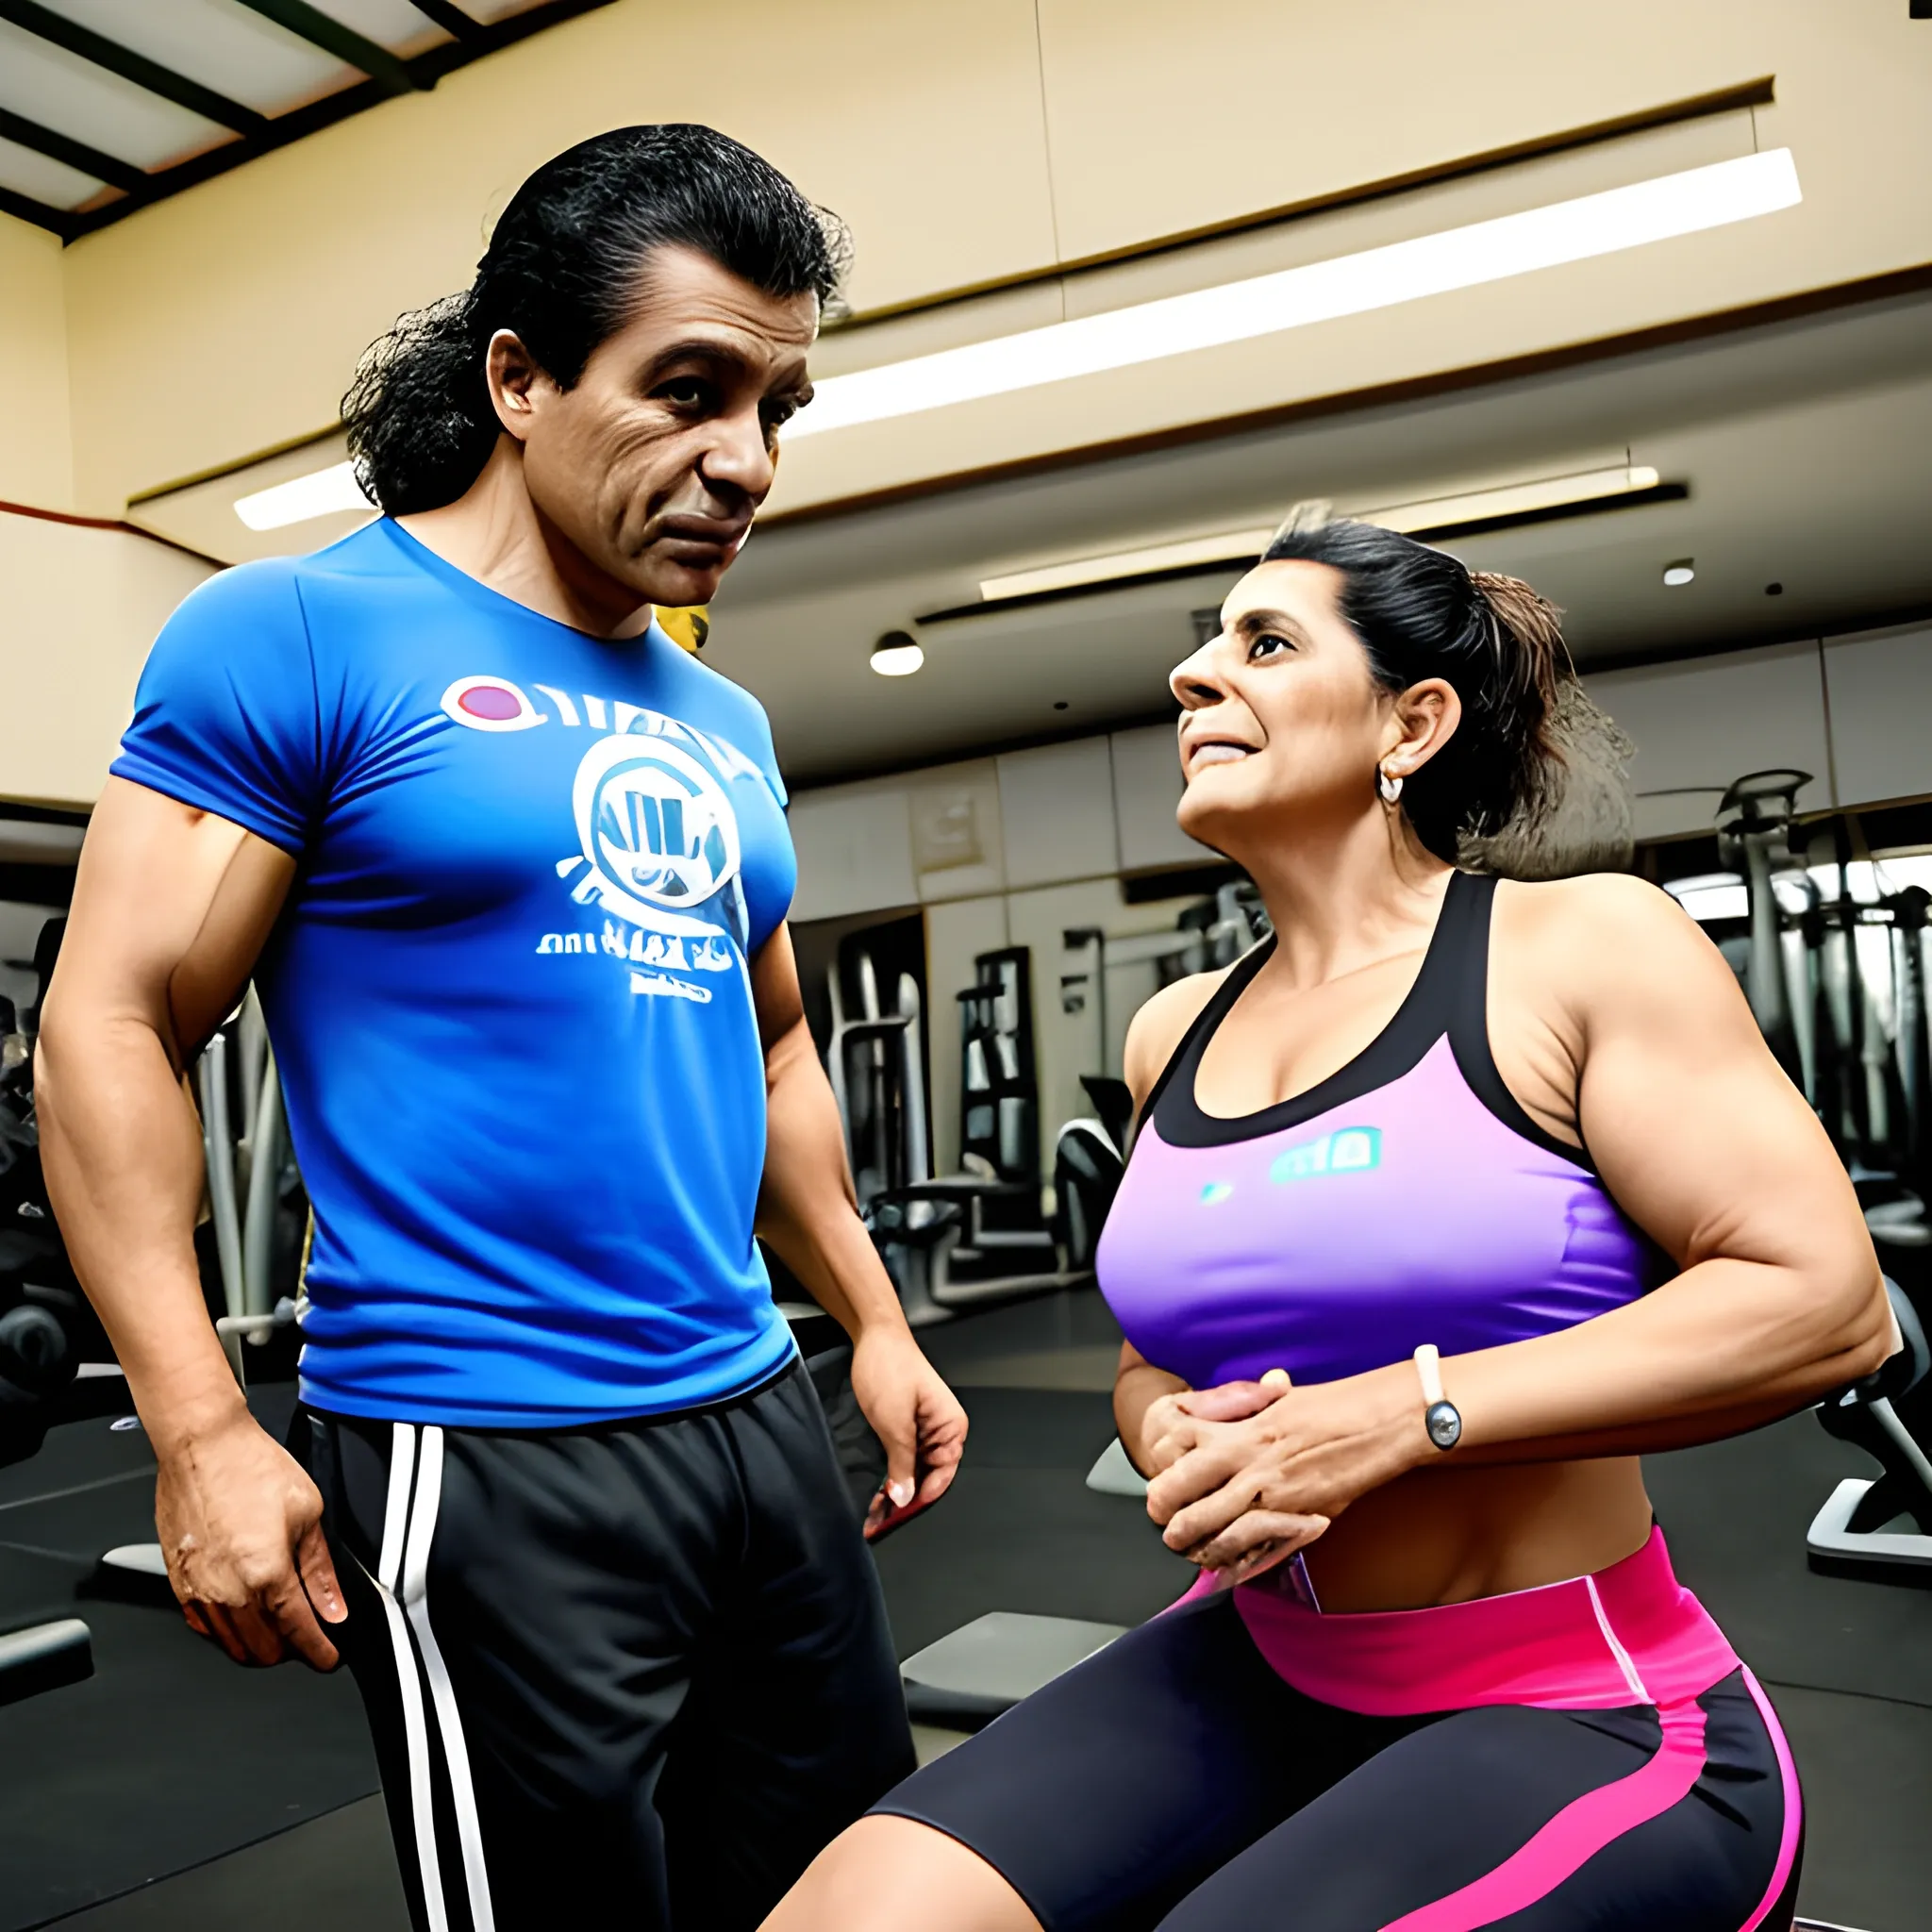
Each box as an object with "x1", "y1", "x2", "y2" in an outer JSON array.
[
  {"x1": 1140, "y1": 1375, "x2": 1275, "y2": 1474},
  {"x1": 1146, "y1": 1362, "x2": 1423, "y2": 1574}
]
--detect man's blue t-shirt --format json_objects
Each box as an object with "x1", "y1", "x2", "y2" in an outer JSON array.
[{"x1": 112, "y1": 519, "x2": 798, "y2": 1426}]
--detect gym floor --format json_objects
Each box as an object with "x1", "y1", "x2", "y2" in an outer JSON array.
[{"x1": 2, "y1": 1291, "x2": 1926, "y2": 1931}]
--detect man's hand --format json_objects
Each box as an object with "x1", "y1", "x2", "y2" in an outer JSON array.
[
  {"x1": 850, "y1": 1327, "x2": 967, "y2": 1513},
  {"x1": 156, "y1": 1407, "x2": 347, "y2": 1670},
  {"x1": 1145, "y1": 1363, "x2": 1421, "y2": 1576}
]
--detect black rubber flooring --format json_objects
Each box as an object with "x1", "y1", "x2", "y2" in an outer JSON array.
[
  {"x1": 4, "y1": 1306, "x2": 1927, "y2": 1929},
  {"x1": 0, "y1": 1387, "x2": 377, "y2": 1928}
]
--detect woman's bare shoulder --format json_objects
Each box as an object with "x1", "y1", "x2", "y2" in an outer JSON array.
[
  {"x1": 1493, "y1": 872, "x2": 1701, "y2": 946},
  {"x1": 1491, "y1": 872, "x2": 1737, "y2": 1012},
  {"x1": 1123, "y1": 963, "x2": 1236, "y2": 1109}
]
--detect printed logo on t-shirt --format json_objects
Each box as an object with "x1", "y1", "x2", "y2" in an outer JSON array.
[{"x1": 442, "y1": 673, "x2": 766, "y2": 1006}]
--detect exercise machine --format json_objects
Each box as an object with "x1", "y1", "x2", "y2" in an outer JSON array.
[
  {"x1": 1692, "y1": 777, "x2": 1932, "y2": 1584},
  {"x1": 0, "y1": 917, "x2": 128, "y2": 1470},
  {"x1": 195, "y1": 987, "x2": 308, "y2": 1388},
  {"x1": 828, "y1": 938, "x2": 1107, "y2": 1322},
  {"x1": 1807, "y1": 1276, "x2": 1932, "y2": 1581}
]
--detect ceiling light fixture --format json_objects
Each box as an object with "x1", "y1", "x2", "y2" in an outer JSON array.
[
  {"x1": 870, "y1": 632, "x2": 924, "y2": 677},
  {"x1": 234, "y1": 460, "x2": 374, "y2": 531},
  {"x1": 973, "y1": 465, "x2": 1664, "y2": 607},
  {"x1": 1663, "y1": 559, "x2": 1696, "y2": 586},
  {"x1": 789, "y1": 150, "x2": 1802, "y2": 440}
]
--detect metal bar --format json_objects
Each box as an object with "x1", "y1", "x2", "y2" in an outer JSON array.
[
  {"x1": 0, "y1": 105, "x2": 144, "y2": 192},
  {"x1": 0, "y1": 0, "x2": 265, "y2": 134},
  {"x1": 234, "y1": 0, "x2": 427, "y2": 94},
  {"x1": 0, "y1": 179, "x2": 75, "y2": 238},
  {"x1": 405, "y1": 0, "x2": 486, "y2": 42}
]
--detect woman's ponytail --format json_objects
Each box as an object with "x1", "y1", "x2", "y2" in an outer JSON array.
[{"x1": 1462, "y1": 572, "x2": 1635, "y2": 880}]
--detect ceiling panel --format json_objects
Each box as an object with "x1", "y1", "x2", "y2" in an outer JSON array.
[
  {"x1": 462, "y1": 0, "x2": 550, "y2": 21},
  {"x1": 0, "y1": 18, "x2": 226, "y2": 173},
  {"x1": 36, "y1": 0, "x2": 348, "y2": 114},
  {"x1": 308, "y1": 0, "x2": 453, "y2": 54},
  {"x1": 0, "y1": 128, "x2": 101, "y2": 207}
]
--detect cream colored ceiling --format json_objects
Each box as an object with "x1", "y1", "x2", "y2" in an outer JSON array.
[{"x1": 703, "y1": 291, "x2": 1932, "y2": 786}]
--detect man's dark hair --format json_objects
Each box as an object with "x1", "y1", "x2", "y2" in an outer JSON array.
[{"x1": 342, "y1": 125, "x2": 849, "y2": 514}]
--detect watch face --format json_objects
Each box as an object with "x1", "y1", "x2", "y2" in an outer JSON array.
[{"x1": 1426, "y1": 1401, "x2": 1462, "y2": 1450}]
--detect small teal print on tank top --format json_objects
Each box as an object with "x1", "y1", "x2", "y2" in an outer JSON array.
[
  {"x1": 1269, "y1": 1126, "x2": 1381, "y2": 1184},
  {"x1": 1200, "y1": 1180, "x2": 1236, "y2": 1206}
]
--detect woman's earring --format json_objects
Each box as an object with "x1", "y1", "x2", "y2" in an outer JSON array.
[{"x1": 1376, "y1": 764, "x2": 1405, "y2": 805}]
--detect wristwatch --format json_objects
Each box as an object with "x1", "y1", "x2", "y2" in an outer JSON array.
[{"x1": 1413, "y1": 1344, "x2": 1462, "y2": 1452}]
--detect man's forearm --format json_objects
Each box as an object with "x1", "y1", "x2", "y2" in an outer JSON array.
[
  {"x1": 755, "y1": 1021, "x2": 910, "y2": 1342},
  {"x1": 38, "y1": 1017, "x2": 246, "y2": 1451}
]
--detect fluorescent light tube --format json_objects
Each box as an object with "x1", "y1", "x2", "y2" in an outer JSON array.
[
  {"x1": 980, "y1": 528, "x2": 1277, "y2": 603},
  {"x1": 976, "y1": 465, "x2": 1664, "y2": 603},
  {"x1": 1367, "y1": 465, "x2": 1660, "y2": 535},
  {"x1": 793, "y1": 149, "x2": 1801, "y2": 440},
  {"x1": 234, "y1": 460, "x2": 374, "y2": 531}
]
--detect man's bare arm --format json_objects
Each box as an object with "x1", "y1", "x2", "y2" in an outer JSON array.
[
  {"x1": 38, "y1": 776, "x2": 344, "y2": 1668},
  {"x1": 749, "y1": 924, "x2": 966, "y2": 1508}
]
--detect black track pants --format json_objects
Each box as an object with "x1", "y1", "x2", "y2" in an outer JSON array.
[{"x1": 296, "y1": 1360, "x2": 914, "y2": 1932}]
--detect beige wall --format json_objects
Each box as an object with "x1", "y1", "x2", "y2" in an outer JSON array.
[
  {"x1": 0, "y1": 212, "x2": 74, "y2": 512},
  {"x1": 17, "y1": 0, "x2": 1926, "y2": 525},
  {"x1": 0, "y1": 510, "x2": 214, "y2": 807}
]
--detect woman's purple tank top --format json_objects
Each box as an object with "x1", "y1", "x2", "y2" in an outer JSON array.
[{"x1": 1098, "y1": 871, "x2": 1657, "y2": 1390}]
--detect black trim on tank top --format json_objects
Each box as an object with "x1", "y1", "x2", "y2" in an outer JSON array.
[
  {"x1": 1441, "y1": 873, "x2": 1599, "y2": 1174},
  {"x1": 1144, "y1": 870, "x2": 1596, "y2": 1172}
]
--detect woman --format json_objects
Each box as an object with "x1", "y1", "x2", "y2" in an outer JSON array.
[{"x1": 765, "y1": 512, "x2": 1890, "y2": 1931}]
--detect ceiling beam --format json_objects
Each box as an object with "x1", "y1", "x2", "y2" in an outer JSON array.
[
  {"x1": 234, "y1": 0, "x2": 428, "y2": 95},
  {"x1": 0, "y1": 0, "x2": 265, "y2": 135},
  {"x1": 53, "y1": 0, "x2": 617, "y2": 242},
  {"x1": 0, "y1": 179, "x2": 73, "y2": 239},
  {"x1": 406, "y1": 1, "x2": 487, "y2": 43},
  {"x1": 0, "y1": 105, "x2": 145, "y2": 194}
]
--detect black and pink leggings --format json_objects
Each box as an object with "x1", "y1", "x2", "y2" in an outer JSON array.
[{"x1": 874, "y1": 1531, "x2": 1801, "y2": 1930}]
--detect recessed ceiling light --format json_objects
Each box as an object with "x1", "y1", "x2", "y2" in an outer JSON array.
[
  {"x1": 870, "y1": 632, "x2": 924, "y2": 677},
  {"x1": 788, "y1": 150, "x2": 1802, "y2": 439},
  {"x1": 1663, "y1": 560, "x2": 1696, "y2": 587},
  {"x1": 233, "y1": 459, "x2": 374, "y2": 531}
]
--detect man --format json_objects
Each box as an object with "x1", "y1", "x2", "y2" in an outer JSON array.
[{"x1": 39, "y1": 125, "x2": 964, "y2": 1932}]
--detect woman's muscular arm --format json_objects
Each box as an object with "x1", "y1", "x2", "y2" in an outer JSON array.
[{"x1": 37, "y1": 776, "x2": 345, "y2": 1669}]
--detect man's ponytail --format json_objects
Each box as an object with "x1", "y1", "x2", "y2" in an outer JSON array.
[{"x1": 341, "y1": 293, "x2": 498, "y2": 516}]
